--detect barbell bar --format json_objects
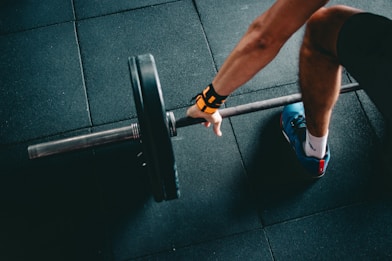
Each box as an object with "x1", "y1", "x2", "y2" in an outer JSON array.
[
  {"x1": 176, "y1": 81, "x2": 360, "y2": 128},
  {"x1": 27, "y1": 54, "x2": 361, "y2": 202},
  {"x1": 28, "y1": 82, "x2": 361, "y2": 159}
]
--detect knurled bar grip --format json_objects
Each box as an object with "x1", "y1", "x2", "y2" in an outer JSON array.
[
  {"x1": 175, "y1": 82, "x2": 360, "y2": 127},
  {"x1": 27, "y1": 82, "x2": 360, "y2": 159}
]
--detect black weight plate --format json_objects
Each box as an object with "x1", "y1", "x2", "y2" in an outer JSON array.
[
  {"x1": 129, "y1": 55, "x2": 164, "y2": 202},
  {"x1": 136, "y1": 54, "x2": 180, "y2": 201},
  {"x1": 129, "y1": 54, "x2": 180, "y2": 201}
]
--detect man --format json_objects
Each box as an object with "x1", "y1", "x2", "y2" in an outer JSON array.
[{"x1": 187, "y1": 1, "x2": 392, "y2": 178}]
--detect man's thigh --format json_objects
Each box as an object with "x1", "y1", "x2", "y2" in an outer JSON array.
[{"x1": 337, "y1": 12, "x2": 392, "y2": 122}]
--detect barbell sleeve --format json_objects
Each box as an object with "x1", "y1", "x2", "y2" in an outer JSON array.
[
  {"x1": 28, "y1": 123, "x2": 141, "y2": 159},
  {"x1": 175, "y1": 82, "x2": 360, "y2": 128}
]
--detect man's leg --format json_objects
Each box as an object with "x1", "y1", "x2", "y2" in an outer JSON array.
[
  {"x1": 286, "y1": 5, "x2": 392, "y2": 178},
  {"x1": 280, "y1": 5, "x2": 362, "y2": 177},
  {"x1": 299, "y1": 6, "x2": 361, "y2": 157}
]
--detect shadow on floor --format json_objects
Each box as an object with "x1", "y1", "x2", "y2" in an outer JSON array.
[
  {"x1": 246, "y1": 112, "x2": 319, "y2": 206},
  {"x1": 246, "y1": 112, "x2": 392, "y2": 209},
  {"x1": 0, "y1": 142, "x2": 151, "y2": 261}
]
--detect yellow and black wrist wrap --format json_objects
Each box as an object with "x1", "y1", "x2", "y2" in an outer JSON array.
[{"x1": 193, "y1": 84, "x2": 228, "y2": 114}]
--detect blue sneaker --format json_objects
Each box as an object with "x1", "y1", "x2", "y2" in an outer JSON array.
[{"x1": 281, "y1": 102, "x2": 330, "y2": 178}]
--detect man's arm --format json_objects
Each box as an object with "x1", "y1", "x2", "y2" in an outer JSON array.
[{"x1": 187, "y1": 0, "x2": 329, "y2": 136}]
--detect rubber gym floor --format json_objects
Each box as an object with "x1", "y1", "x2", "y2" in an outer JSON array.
[{"x1": 1, "y1": 0, "x2": 392, "y2": 260}]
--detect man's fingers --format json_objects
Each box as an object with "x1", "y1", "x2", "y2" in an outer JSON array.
[
  {"x1": 213, "y1": 121, "x2": 222, "y2": 137},
  {"x1": 187, "y1": 104, "x2": 223, "y2": 136}
]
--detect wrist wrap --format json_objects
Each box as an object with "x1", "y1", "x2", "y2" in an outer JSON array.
[{"x1": 193, "y1": 83, "x2": 228, "y2": 114}]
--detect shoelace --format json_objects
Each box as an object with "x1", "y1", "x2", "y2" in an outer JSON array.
[
  {"x1": 290, "y1": 115, "x2": 307, "y2": 140},
  {"x1": 290, "y1": 115, "x2": 306, "y2": 129}
]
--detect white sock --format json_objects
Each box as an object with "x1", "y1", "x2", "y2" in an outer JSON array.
[{"x1": 304, "y1": 129, "x2": 328, "y2": 159}]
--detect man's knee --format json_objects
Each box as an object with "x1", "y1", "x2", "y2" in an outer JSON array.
[{"x1": 304, "y1": 5, "x2": 362, "y2": 55}]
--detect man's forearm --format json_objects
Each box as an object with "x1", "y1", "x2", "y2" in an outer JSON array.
[
  {"x1": 211, "y1": 0, "x2": 329, "y2": 96},
  {"x1": 212, "y1": 23, "x2": 283, "y2": 96}
]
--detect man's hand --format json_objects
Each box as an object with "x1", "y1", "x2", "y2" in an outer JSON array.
[{"x1": 186, "y1": 104, "x2": 223, "y2": 136}]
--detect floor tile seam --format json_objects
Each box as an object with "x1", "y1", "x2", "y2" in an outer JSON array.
[
  {"x1": 228, "y1": 81, "x2": 299, "y2": 99},
  {"x1": 262, "y1": 201, "x2": 366, "y2": 230},
  {"x1": 224, "y1": 81, "x2": 304, "y2": 230},
  {"x1": 353, "y1": 88, "x2": 384, "y2": 143},
  {"x1": 123, "y1": 227, "x2": 267, "y2": 260},
  {"x1": 70, "y1": 0, "x2": 77, "y2": 23},
  {"x1": 2, "y1": 118, "x2": 137, "y2": 147},
  {"x1": 191, "y1": 0, "x2": 219, "y2": 74},
  {"x1": 1, "y1": 128, "x2": 91, "y2": 147},
  {"x1": 345, "y1": 71, "x2": 383, "y2": 141},
  {"x1": 227, "y1": 116, "x2": 252, "y2": 192},
  {"x1": 72, "y1": 0, "x2": 182, "y2": 23},
  {"x1": 262, "y1": 229, "x2": 277, "y2": 261},
  {"x1": 0, "y1": 0, "x2": 183, "y2": 36},
  {"x1": 72, "y1": 20, "x2": 93, "y2": 127},
  {"x1": 0, "y1": 20, "x2": 77, "y2": 37}
]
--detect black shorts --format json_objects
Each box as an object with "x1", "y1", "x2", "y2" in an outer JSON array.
[{"x1": 337, "y1": 12, "x2": 392, "y2": 122}]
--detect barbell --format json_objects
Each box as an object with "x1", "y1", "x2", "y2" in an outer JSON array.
[{"x1": 27, "y1": 54, "x2": 361, "y2": 202}]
